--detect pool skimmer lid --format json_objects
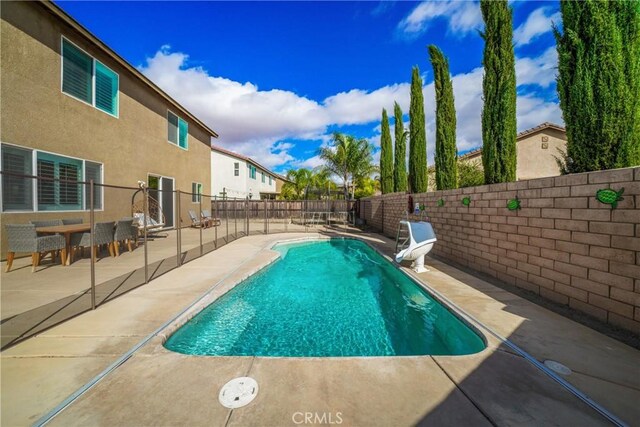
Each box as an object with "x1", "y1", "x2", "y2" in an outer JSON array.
[
  {"x1": 543, "y1": 360, "x2": 572, "y2": 376},
  {"x1": 218, "y1": 377, "x2": 259, "y2": 409}
]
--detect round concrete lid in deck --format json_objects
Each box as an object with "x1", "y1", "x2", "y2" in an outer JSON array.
[
  {"x1": 543, "y1": 360, "x2": 572, "y2": 376},
  {"x1": 219, "y1": 377, "x2": 259, "y2": 409}
]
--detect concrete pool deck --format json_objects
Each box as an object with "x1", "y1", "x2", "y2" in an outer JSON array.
[{"x1": 1, "y1": 232, "x2": 638, "y2": 426}]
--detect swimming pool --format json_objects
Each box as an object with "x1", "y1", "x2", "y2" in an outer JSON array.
[{"x1": 164, "y1": 239, "x2": 486, "y2": 357}]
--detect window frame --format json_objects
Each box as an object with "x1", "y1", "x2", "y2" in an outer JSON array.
[
  {"x1": 0, "y1": 142, "x2": 104, "y2": 213},
  {"x1": 167, "y1": 110, "x2": 189, "y2": 150},
  {"x1": 191, "y1": 182, "x2": 202, "y2": 203},
  {"x1": 60, "y1": 36, "x2": 119, "y2": 118},
  {"x1": 234, "y1": 162, "x2": 239, "y2": 177}
]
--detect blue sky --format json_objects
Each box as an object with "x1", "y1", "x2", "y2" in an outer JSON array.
[{"x1": 56, "y1": 1, "x2": 563, "y2": 174}]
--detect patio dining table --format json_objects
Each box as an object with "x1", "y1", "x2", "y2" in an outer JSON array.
[{"x1": 36, "y1": 223, "x2": 91, "y2": 266}]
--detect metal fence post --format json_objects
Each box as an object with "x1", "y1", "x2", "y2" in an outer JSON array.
[
  {"x1": 226, "y1": 198, "x2": 229, "y2": 242},
  {"x1": 143, "y1": 187, "x2": 149, "y2": 284},
  {"x1": 245, "y1": 197, "x2": 249, "y2": 235},
  {"x1": 89, "y1": 180, "x2": 96, "y2": 309},
  {"x1": 264, "y1": 199, "x2": 268, "y2": 234},
  {"x1": 234, "y1": 198, "x2": 238, "y2": 238},
  {"x1": 199, "y1": 192, "x2": 203, "y2": 256},
  {"x1": 214, "y1": 196, "x2": 218, "y2": 247},
  {"x1": 176, "y1": 189, "x2": 181, "y2": 266}
]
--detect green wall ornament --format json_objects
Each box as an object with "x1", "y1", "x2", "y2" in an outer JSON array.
[
  {"x1": 507, "y1": 197, "x2": 521, "y2": 211},
  {"x1": 596, "y1": 188, "x2": 624, "y2": 209},
  {"x1": 437, "y1": 198, "x2": 445, "y2": 207},
  {"x1": 461, "y1": 196, "x2": 471, "y2": 206}
]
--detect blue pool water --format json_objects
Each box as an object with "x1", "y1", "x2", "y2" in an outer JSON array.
[{"x1": 164, "y1": 239, "x2": 486, "y2": 357}]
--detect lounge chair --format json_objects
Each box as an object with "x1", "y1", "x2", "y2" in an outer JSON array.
[
  {"x1": 188, "y1": 210, "x2": 205, "y2": 228},
  {"x1": 113, "y1": 218, "x2": 137, "y2": 256},
  {"x1": 73, "y1": 221, "x2": 116, "y2": 262},
  {"x1": 201, "y1": 210, "x2": 221, "y2": 227},
  {"x1": 5, "y1": 224, "x2": 66, "y2": 272}
]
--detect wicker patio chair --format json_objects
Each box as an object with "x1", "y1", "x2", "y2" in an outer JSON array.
[
  {"x1": 73, "y1": 221, "x2": 115, "y2": 262},
  {"x1": 30, "y1": 219, "x2": 63, "y2": 228},
  {"x1": 5, "y1": 224, "x2": 66, "y2": 272},
  {"x1": 62, "y1": 218, "x2": 83, "y2": 225},
  {"x1": 113, "y1": 218, "x2": 137, "y2": 256}
]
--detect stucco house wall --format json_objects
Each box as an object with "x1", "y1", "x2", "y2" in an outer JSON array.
[
  {"x1": 0, "y1": 1, "x2": 217, "y2": 257},
  {"x1": 210, "y1": 147, "x2": 278, "y2": 200},
  {"x1": 458, "y1": 123, "x2": 567, "y2": 181}
]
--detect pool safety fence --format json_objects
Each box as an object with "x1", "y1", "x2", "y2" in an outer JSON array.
[{"x1": 0, "y1": 171, "x2": 358, "y2": 349}]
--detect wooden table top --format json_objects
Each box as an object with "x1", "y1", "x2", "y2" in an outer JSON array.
[{"x1": 36, "y1": 224, "x2": 92, "y2": 234}]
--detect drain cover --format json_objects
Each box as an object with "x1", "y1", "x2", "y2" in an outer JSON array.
[
  {"x1": 218, "y1": 377, "x2": 259, "y2": 409},
  {"x1": 543, "y1": 360, "x2": 572, "y2": 376}
]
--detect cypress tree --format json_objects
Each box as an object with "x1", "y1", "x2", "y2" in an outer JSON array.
[
  {"x1": 409, "y1": 66, "x2": 428, "y2": 193},
  {"x1": 555, "y1": 0, "x2": 640, "y2": 172},
  {"x1": 480, "y1": 0, "x2": 517, "y2": 184},
  {"x1": 428, "y1": 45, "x2": 458, "y2": 190},
  {"x1": 393, "y1": 102, "x2": 408, "y2": 192},
  {"x1": 379, "y1": 108, "x2": 394, "y2": 193}
]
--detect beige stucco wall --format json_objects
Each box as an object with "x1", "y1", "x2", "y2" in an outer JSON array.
[
  {"x1": 0, "y1": 2, "x2": 213, "y2": 257},
  {"x1": 458, "y1": 128, "x2": 567, "y2": 181},
  {"x1": 516, "y1": 128, "x2": 567, "y2": 180}
]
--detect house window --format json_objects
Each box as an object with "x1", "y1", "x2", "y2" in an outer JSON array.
[
  {"x1": 269, "y1": 176, "x2": 272, "y2": 185},
  {"x1": 192, "y1": 182, "x2": 202, "y2": 203},
  {"x1": 248, "y1": 164, "x2": 256, "y2": 179},
  {"x1": 85, "y1": 161, "x2": 103, "y2": 209},
  {"x1": 0, "y1": 144, "x2": 103, "y2": 212},
  {"x1": 1, "y1": 145, "x2": 33, "y2": 211},
  {"x1": 234, "y1": 162, "x2": 239, "y2": 176},
  {"x1": 61, "y1": 38, "x2": 118, "y2": 117},
  {"x1": 261, "y1": 172, "x2": 265, "y2": 183},
  {"x1": 168, "y1": 111, "x2": 188, "y2": 149}
]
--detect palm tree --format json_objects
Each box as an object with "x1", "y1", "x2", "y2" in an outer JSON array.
[
  {"x1": 282, "y1": 168, "x2": 313, "y2": 199},
  {"x1": 319, "y1": 132, "x2": 375, "y2": 200}
]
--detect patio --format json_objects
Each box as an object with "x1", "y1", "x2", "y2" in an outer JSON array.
[
  {"x1": 0, "y1": 220, "x2": 319, "y2": 349},
  {"x1": 1, "y1": 231, "x2": 638, "y2": 426}
]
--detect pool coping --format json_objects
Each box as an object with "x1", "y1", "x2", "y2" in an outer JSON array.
[{"x1": 31, "y1": 233, "x2": 628, "y2": 426}]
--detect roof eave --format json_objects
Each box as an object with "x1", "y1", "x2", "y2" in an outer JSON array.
[{"x1": 40, "y1": 0, "x2": 219, "y2": 139}]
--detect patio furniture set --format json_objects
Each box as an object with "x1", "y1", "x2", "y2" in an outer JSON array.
[{"x1": 5, "y1": 218, "x2": 139, "y2": 273}]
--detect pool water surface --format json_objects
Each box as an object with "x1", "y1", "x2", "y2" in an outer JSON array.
[{"x1": 164, "y1": 239, "x2": 486, "y2": 357}]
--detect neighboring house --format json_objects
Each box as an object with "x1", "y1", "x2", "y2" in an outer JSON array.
[
  {"x1": 459, "y1": 123, "x2": 567, "y2": 180},
  {"x1": 211, "y1": 146, "x2": 279, "y2": 200},
  {"x1": 274, "y1": 174, "x2": 292, "y2": 197},
  {"x1": 0, "y1": 1, "x2": 218, "y2": 255}
]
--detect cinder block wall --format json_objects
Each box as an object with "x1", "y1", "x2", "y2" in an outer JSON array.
[{"x1": 361, "y1": 167, "x2": 640, "y2": 333}]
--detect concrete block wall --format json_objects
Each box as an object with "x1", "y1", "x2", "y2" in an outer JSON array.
[{"x1": 361, "y1": 167, "x2": 640, "y2": 333}]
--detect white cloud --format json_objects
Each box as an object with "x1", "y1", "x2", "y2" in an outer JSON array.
[
  {"x1": 291, "y1": 155, "x2": 325, "y2": 170},
  {"x1": 513, "y1": 7, "x2": 561, "y2": 47},
  {"x1": 139, "y1": 46, "x2": 561, "y2": 171},
  {"x1": 324, "y1": 84, "x2": 410, "y2": 125},
  {"x1": 516, "y1": 46, "x2": 557, "y2": 88},
  {"x1": 398, "y1": 1, "x2": 482, "y2": 37}
]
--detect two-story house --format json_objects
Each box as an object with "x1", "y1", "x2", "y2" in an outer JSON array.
[
  {"x1": 210, "y1": 146, "x2": 279, "y2": 200},
  {"x1": 458, "y1": 122, "x2": 567, "y2": 180},
  {"x1": 0, "y1": 1, "x2": 218, "y2": 255}
]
